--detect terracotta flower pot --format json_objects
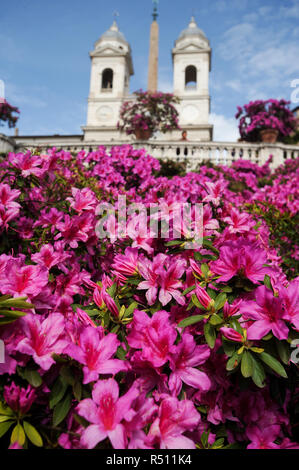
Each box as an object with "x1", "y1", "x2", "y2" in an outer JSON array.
[
  {"x1": 134, "y1": 129, "x2": 152, "y2": 140},
  {"x1": 259, "y1": 128, "x2": 279, "y2": 144}
]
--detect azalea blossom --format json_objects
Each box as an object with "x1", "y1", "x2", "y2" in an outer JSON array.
[
  {"x1": 240, "y1": 286, "x2": 289, "y2": 340},
  {"x1": 147, "y1": 397, "x2": 201, "y2": 449},
  {"x1": 16, "y1": 313, "x2": 69, "y2": 370},
  {"x1": 127, "y1": 310, "x2": 177, "y2": 368},
  {"x1": 77, "y1": 378, "x2": 139, "y2": 449},
  {"x1": 211, "y1": 240, "x2": 271, "y2": 283},
  {"x1": 65, "y1": 326, "x2": 128, "y2": 384},
  {"x1": 169, "y1": 333, "x2": 211, "y2": 395}
]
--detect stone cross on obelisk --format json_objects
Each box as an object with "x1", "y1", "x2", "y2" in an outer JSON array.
[{"x1": 147, "y1": 0, "x2": 159, "y2": 92}]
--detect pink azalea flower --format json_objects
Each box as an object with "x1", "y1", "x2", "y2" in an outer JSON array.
[
  {"x1": 0, "y1": 183, "x2": 21, "y2": 208},
  {"x1": 240, "y1": 286, "x2": 289, "y2": 340},
  {"x1": 137, "y1": 254, "x2": 167, "y2": 305},
  {"x1": 159, "y1": 259, "x2": 186, "y2": 306},
  {"x1": 147, "y1": 397, "x2": 200, "y2": 449},
  {"x1": 223, "y1": 206, "x2": 253, "y2": 234},
  {"x1": 16, "y1": 313, "x2": 69, "y2": 370},
  {"x1": 4, "y1": 383, "x2": 36, "y2": 415},
  {"x1": 65, "y1": 326, "x2": 128, "y2": 384},
  {"x1": 211, "y1": 241, "x2": 270, "y2": 283},
  {"x1": 1, "y1": 259, "x2": 48, "y2": 299},
  {"x1": 280, "y1": 279, "x2": 299, "y2": 330},
  {"x1": 77, "y1": 378, "x2": 139, "y2": 449},
  {"x1": 169, "y1": 333, "x2": 211, "y2": 395},
  {"x1": 202, "y1": 180, "x2": 226, "y2": 206},
  {"x1": 246, "y1": 425, "x2": 280, "y2": 449},
  {"x1": 127, "y1": 310, "x2": 177, "y2": 368},
  {"x1": 31, "y1": 244, "x2": 69, "y2": 269},
  {"x1": 112, "y1": 247, "x2": 139, "y2": 282},
  {"x1": 9, "y1": 151, "x2": 43, "y2": 177},
  {"x1": 67, "y1": 187, "x2": 96, "y2": 214},
  {"x1": 56, "y1": 214, "x2": 93, "y2": 248}
]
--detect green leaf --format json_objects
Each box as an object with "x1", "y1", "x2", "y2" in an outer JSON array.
[
  {"x1": 53, "y1": 393, "x2": 72, "y2": 427},
  {"x1": 23, "y1": 421, "x2": 43, "y2": 447},
  {"x1": 251, "y1": 355, "x2": 266, "y2": 388},
  {"x1": 49, "y1": 378, "x2": 68, "y2": 409},
  {"x1": 201, "y1": 431, "x2": 209, "y2": 448},
  {"x1": 214, "y1": 293, "x2": 227, "y2": 312},
  {"x1": 204, "y1": 322, "x2": 216, "y2": 349},
  {"x1": 11, "y1": 423, "x2": 26, "y2": 446},
  {"x1": 0, "y1": 421, "x2": 14, "y2": 438},
  {"x1": 0, "y1": 415, "x2": 14, "y2": 423},
  {"x1": 276, "y1": 340, "x2": 290, "y2": 365},
  {"x1": 0, "y1": 298, "x2": 34, "y2": 309},
  {"x1": 116, "y1": 346, "x2": 127, "y2": 360},
  {"x1": 209, "y1": 313, "x2": 223, "y2": 326},
  {"x1": 73, "y1": 382, "x2": 82, "y2": 402},
  {"x1": 60, "y1": 365, "x2": 75, "y2": 386},
  {"x1": 177, "y1": 314, "x2": 205, "y2": 329},
  {"x1": 202, "y1": 239, "x2": 219, "y2": 254},
  {"x1": 0, "y1": 402, "x2": 14, "y2": 416},
  {"x1": 182, "y1": 285, "x2": 195, "y2": 295},
  {"x1": 221, "y1": 286, "x2": 233, "y2": 293},
  {"x1": 259, "y1": 352, "x2": 288, "y2": 378},
  {"x1": 0, "y1": 309, "x2": 27, "y2": 318},
  {"x1": 191, "y1": 294, "x2": 206, "y2": 310},
  {"x1": 106, "y1": 283, "x2": 117, "y2": 297},
  {"x1": 241, "y1": 351, "x2": 254, "y2": 378},
  {"x1": 164, "y1": 240, "x2": 183, "y2": 247},
  {"x1": 211, "y1": 438, "x2": 225, "y2": 449},
  {"x1": 124, "y1": 301, "x2": 138, "y2": 318},
  {"x1": 264, "y1": 275, "x2": 273, "y2": 292},
  {"x1": 222, "y1": 340, "x2": 237, "y2": 357},
  {"x1": 201, "y1": 263, "x2": 209, "y2": 277},
  {"x1": 24, "y1": 369, "x2": 42, "y2": 388},
  {"x1": 226, "y1": 352, "x2": 241, "y2": 371},
  {"x1": 230, "y1": 318, "x2": 243, "y2": 335}
]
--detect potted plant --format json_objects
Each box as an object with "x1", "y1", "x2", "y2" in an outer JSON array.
[
  {"x1": 0, "y1": 99, "x2": 19, "y2": 128},
  {"x1": 117, "y1": 89, "x2": 181, "y2": 140},
  {"x1": 235, "y1": 99, "x2": 296, "y2": 143}
]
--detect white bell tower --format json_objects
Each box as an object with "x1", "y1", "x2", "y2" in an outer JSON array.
[
  {"x1": 83, "y1": 20, "x2": 134, "y2": 142},
  {"x1": 171, "y1": 17, "x2": 213, "y2": 141}
]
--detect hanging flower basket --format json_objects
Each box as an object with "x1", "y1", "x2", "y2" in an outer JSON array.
[{"x1": 259, "y1": 128, "x2": 279, "y2": 144}]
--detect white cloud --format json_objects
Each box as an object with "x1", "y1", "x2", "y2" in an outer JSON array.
[
  {"x1": 209, "y1": 113, "x2": 239, "y2": 142},
  {"x1": 226, "y1": 79, "x2": 243, "y2": 92}
]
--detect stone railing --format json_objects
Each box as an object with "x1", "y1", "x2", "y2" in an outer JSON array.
[{"x1": 9, "y1": 136, "x2": 299, "y2": 170}]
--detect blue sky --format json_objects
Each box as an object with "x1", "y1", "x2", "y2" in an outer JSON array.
[{"x1": 1, "y1": 0, "x2": 299, "y2": 141}]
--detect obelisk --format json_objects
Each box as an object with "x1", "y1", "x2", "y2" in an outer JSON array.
[{"x1": 147, "y1": 0, "x2": 159, "y2": 92}]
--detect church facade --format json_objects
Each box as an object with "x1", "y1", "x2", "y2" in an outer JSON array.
[{"x1": 82, "y1": 16, "x2": 213, "y2": 143}]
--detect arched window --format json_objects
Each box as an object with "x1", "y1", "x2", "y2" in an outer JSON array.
[
  {"x1": 185, "y1": 66, "x2": 197, "y2": 90},
  {"x1": 101, "y1": 68, "x2": 113, "y2": 91}
]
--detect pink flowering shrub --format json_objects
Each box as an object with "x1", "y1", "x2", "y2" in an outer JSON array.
[
  {"x1": 117, "y1": 90, "x2": 180, "y2": 135},
  {"x1": 0, "y1": 145, "x2": 298, "y2": 450},
  {"x1": 236, "y1": 99, "x2": 297, "y2": 142},
  {"x1": 0, "y1": 99, "x2": 19, "y2": 129}
]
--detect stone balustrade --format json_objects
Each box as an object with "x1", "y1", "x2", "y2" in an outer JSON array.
[{"x1": 2, "y1": 133, "x2": 299, "y2": 169}]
